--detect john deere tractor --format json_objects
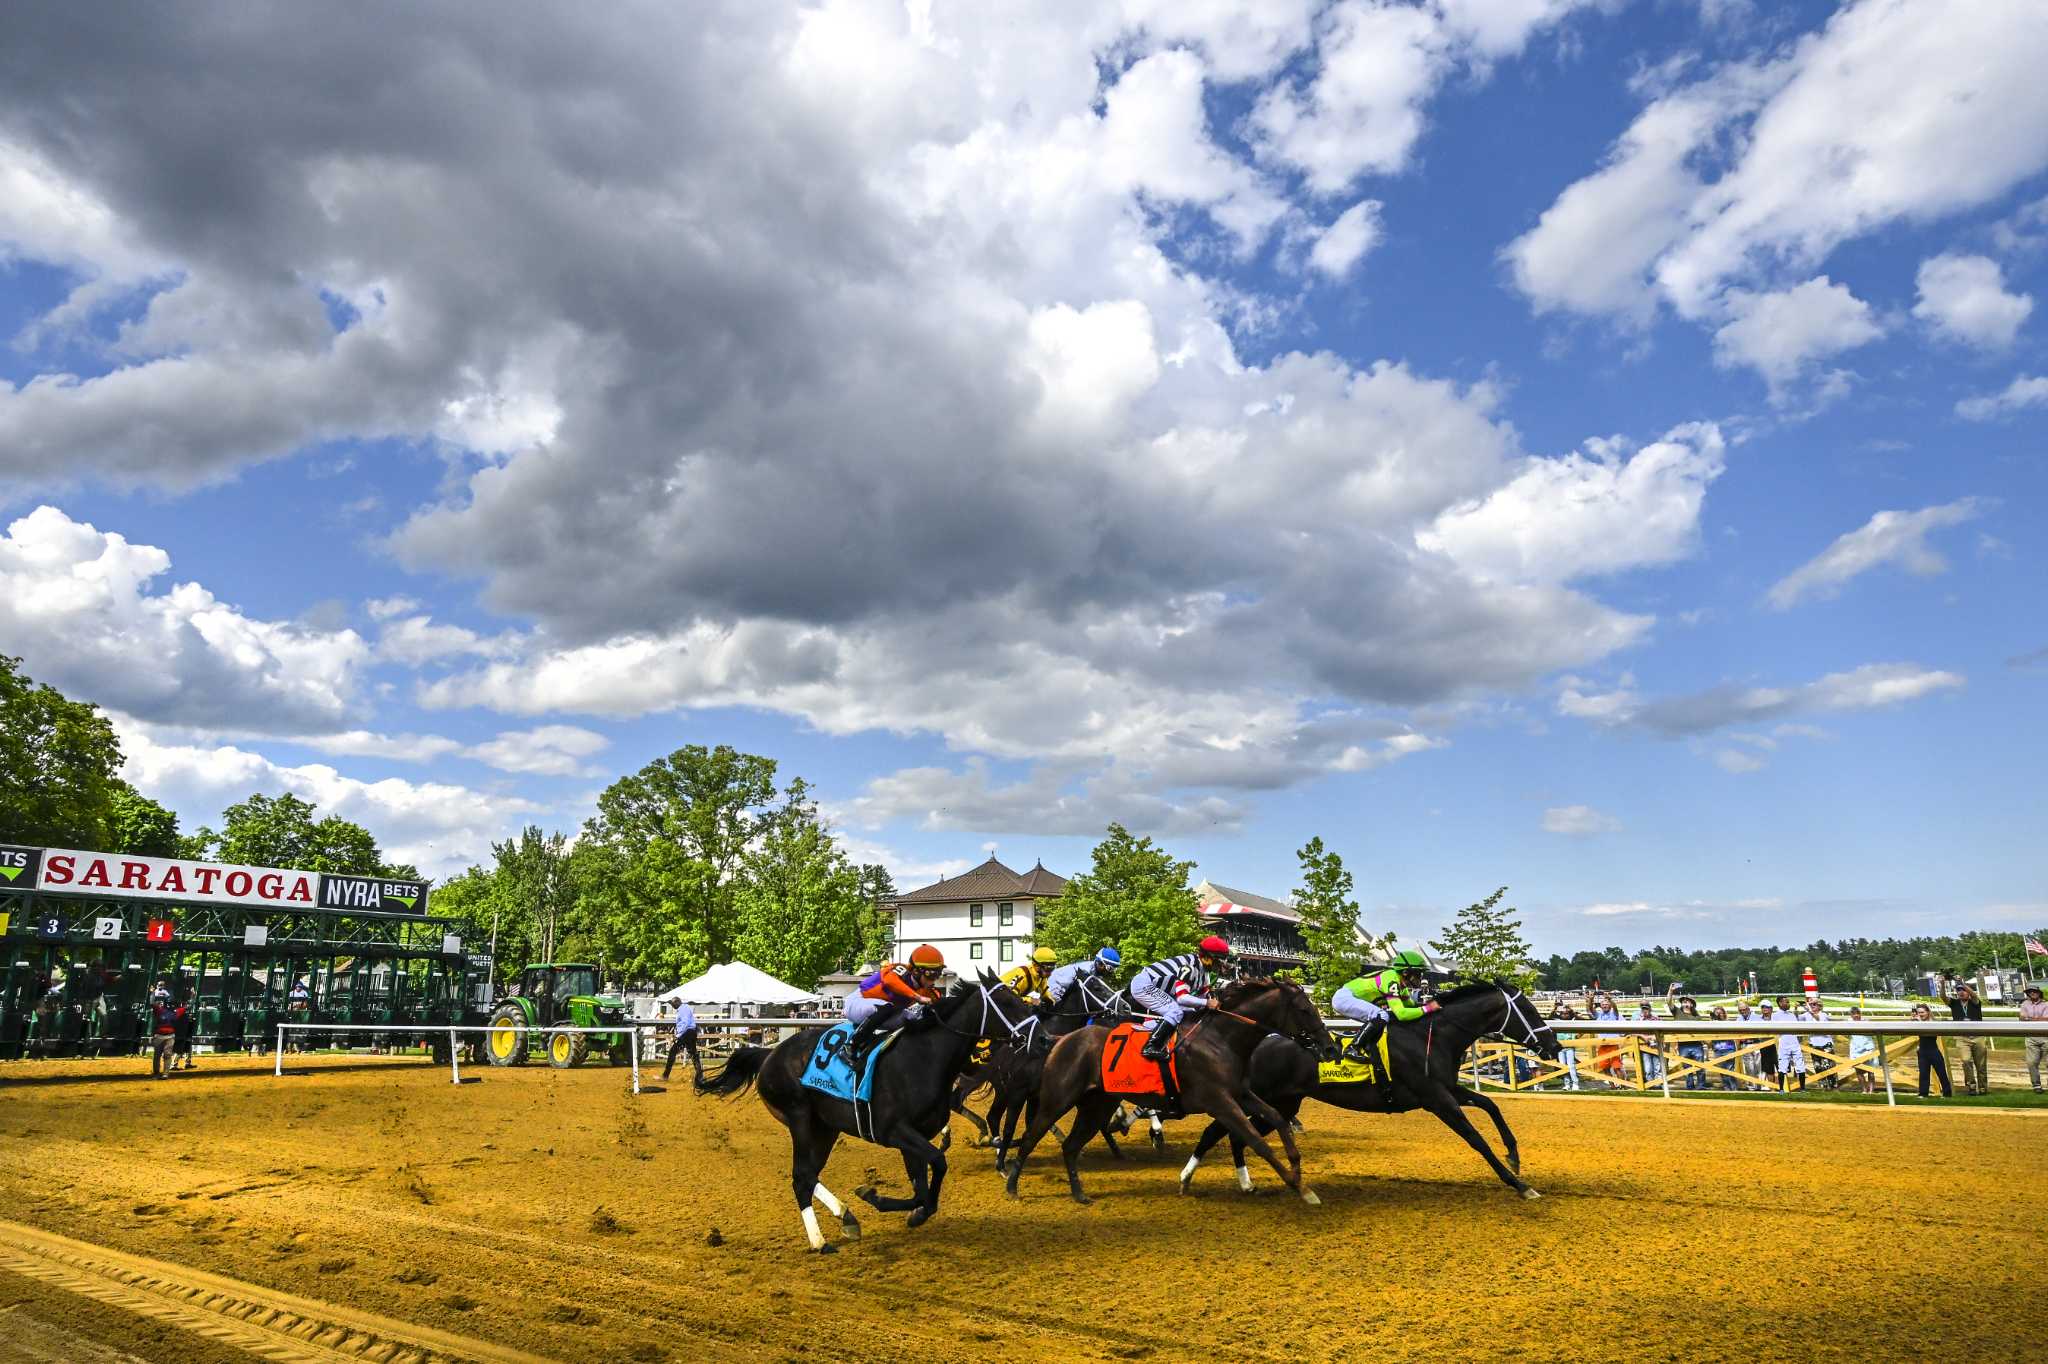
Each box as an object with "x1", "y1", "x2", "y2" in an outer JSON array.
[{"x1": 483, "y1": 964, "x2": 634, "y2": 1068}]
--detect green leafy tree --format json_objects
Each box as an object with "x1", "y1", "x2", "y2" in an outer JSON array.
[
  {"x1": 107, "y1": 783, "x2": 181, "y2": 857},
  {"x1": 1033, "y1": 823, "x2": 1200, "y2": 973},
  {"x1": 492, "y1": 826, "x2": 581, "y2": 964},
  {"x1": 852, "y1": 863, "x2": 897, "y2": 970},
  {"x1": 1293, "y1": 836, "x2": 1391, "y2": 997},
  {"x1": 730, "y1": 782, "x2": 864, "y2": 989},
  {"x1": 577, "y1": 744, "x2": 781, "y2": 982},
  {"x1": 191, "y1": 792, "x2": 403, "y2": 874},
  {"x1": 1430, "y1": 886, "x2": 1538, "y2": 990},
  {"x1": 0, "y1": 654, "x2": 126, "y2": 848}
]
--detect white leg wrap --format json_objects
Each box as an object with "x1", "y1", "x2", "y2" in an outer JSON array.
[
  {"x1": 1150, "y1": 1116, "x2": 1163, "y2": 1136},
  {"x1": 812, "y1": 1183, "x2": 844, "y2": 1217},
  {"x1": 801, "y1": 1206, "x2": 824, "y2": 1250},
  {"x1": 1235, "y1": 1165, "x2": 1254, "y2": 1192},
  {"x1": 1179, "y1": 1155, "x2": 1200, "y2": 1182}
]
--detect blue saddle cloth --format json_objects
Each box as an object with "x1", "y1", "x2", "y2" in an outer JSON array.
[{"x1": 799, "y1": 1023, "x2": 899, "y2": 1103}]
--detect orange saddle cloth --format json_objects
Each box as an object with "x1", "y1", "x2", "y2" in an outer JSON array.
[{"x1": 1100, "y1": 1021, "x2": 1178, "y2": 1096}]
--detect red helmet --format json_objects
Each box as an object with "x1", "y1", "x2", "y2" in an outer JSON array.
[
  {"x1": 908, "y1": 944, "x2": 944, "y2": 971},
  {"x1": 1198, "y1": 935, "x2": 1230, "y2": 957}
]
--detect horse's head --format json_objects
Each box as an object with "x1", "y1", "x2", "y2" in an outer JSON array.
[
  {"x1": 954, "y1": 968, "x2": 1037, "y2": 1043},
  {"x1": 1216, "y1": 977, "x2": 1339, "y2": 1060},
  {"x1": 1477, "y1": 982, "x2": 1561, "y2": 1060}
]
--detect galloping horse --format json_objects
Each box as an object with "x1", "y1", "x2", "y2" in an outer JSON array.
[
  {"x1": 1003, "y1": 977, "x2": 1338, "y2": 1206},
  {"x1": 978, "y1": 973, "x2": 1142, "y2": 1166},
  {"x1": 696, "y1": 971, "x2": 1033, "y2": 1252},
  {"x1": 1180, "y1": 981, "x2": 1560, "y2": 1199}
]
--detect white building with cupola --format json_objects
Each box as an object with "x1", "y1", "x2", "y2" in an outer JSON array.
[{"x1": 889, "y1": 856, "x2": 1068, "y2": 976}]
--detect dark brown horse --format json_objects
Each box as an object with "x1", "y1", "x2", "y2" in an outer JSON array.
[{"x1": 1002, "y1": 977, "x2": 1337, "y2": 1206}]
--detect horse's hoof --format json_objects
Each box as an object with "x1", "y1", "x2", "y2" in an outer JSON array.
[
  {"x1": 1300, "y1": 1188, "x2": 1321, "y2": 1206},
  {"x1": 817, "y1": 1243, "x2": 838, "y2": 1255},
  {"x1": 1071, "y1": 1194, "x2": 1093, "y2": 1207},
  {"x1": 1521, "y1": 1187, "x2": 1543, "y2": 1201},
  {"x1": 840, "y1": 1214, "x2": 861, "y2": 1241},
  {"x1": 907, "y1": 1208, "x2": 932, "y2": 1229}
]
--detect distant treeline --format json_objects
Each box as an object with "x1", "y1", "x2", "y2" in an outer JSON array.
[{"x1": 1538, "y1": 931, "x2": 2046, "y2": 995}]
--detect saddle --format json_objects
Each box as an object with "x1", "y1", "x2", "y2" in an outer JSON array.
[
  {"x1": 1317, "y1": 1029, "x2": 1393, "y2": 1088},
  {"x1": 799, "y1": 1022, "x2": 903, "y2": 1104},
  {"x1": 1101, "y1": 1022, "x2": 1180, "y2": 1108}
]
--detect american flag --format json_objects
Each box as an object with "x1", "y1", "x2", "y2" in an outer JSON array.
[{"x1": 2026, "y1": 936, "x2": 2047, "y2": 957}]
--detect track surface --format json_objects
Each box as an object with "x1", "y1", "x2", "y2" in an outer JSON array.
[{"x1": 2, "y1": 1054, "x2": 2041, "y2": 1361}]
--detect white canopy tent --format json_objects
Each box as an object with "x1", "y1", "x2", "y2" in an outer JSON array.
[{"x1": 655, "y1": 961, "x2": 818, "y2": 1009}]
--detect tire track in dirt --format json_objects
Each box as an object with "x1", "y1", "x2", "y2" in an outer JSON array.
[{"x1": 0, "y1": 1219, "x2": 548, "y2": 1364}]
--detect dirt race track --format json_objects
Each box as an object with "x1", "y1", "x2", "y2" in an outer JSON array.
[{"x1": 2, "y1": 1054, "x2": 2042, "y2": 1363}]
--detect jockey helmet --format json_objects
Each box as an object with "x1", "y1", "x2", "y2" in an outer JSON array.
[
  {"x1": 1198, "y1": 935, "x2": 1231, "y2": 958},
  {"x1": 1031, "y1": 946, "x2": 1057, "y2": 966},
  {"x1": 907, "y1": 944, "x2": 945, "y2": 972},
  {"x1": 1094, "y1": 945, "x2": 1122, "y2": 969},
  {"x1": 1390, "y1": 947, "x2": 1429, "y2": 971}
]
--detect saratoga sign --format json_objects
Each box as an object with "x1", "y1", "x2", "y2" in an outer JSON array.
[{"x1": 0, "y1": 844, "x2": 429, "y2": 914}]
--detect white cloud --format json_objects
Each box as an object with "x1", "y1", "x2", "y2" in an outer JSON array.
[
  {"x1": 1543, "y1": 804, "x2": 1621, "y2": 835},
  {"x1": 1509, "y1": 0, "x2": 2048, "y2": 375},
  {"x1": 1557, "y1": 661, "x2": 1965, "y2": 736},
  {"x1": 1956, "y1": 374, "x2": 2048, "y2": 421},
  {"x1": 375, "y1": 613, "x2": 524, "y2": 666},
  {"x1": 1766, "y1": 498, "x2": 1985, "y2": 609},
  {"x1": 1307, "y1": 199, "x2": 1383, "y2": 278},
  {"x1": 1711, "y1": 748, "x2": 1765, "y2": 774},
  {"x1": 117, "y1": 724, "x2": 540, "y2": 879},
  {"x1": 463, "y1": 725, "x2": 609, "y2": 777},
  {"x1": 1913, "y1": 253, "x2": 2033, "y2": 349},
  {"x1": 1710, "y1": 277, "x2": 1882, "y2": 388},
  {"x1": 298, "y1": 731, "x2": 465, "y2": 763},
  {"x1": 364, "y1": 595, "x2": 422, "y2": 621},
  {"x1": 0, "y1": 505, "x2": 368, "y2": 733},
  {"x1": 1420, "y1": 424, "x2": 1724, "y2": 583}
]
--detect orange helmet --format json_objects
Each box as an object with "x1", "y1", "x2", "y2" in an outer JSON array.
[{"x1": 908, "y1": 944, "x2": 944, "y2": 972}]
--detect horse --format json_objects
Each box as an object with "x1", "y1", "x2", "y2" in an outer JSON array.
[
  {"x1": 1180, "y1": 981, "x2": 1561, "y2": 1200},
  {"x1": 695, "y1": 970, "x2": 1033, "y2": 1252},
  {"x1": 1002, "y1": 977, "x2": 1338, "y2": 1206},
  {"x1": 975, "y1": 973, "x2": 1146, "y2": 1166}
]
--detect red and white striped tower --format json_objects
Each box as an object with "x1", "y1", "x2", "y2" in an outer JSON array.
[{"x1": 1802, "y1": 966, "x2": 1819, "y2": 1002}]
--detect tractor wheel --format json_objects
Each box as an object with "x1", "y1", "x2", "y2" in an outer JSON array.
[
  {"x1": 547, "y1": 1028, "x2": 590, "y2": 1068},
  {"x1": 485, "y1": 1004, "x2": 530, "y2": 1067}
]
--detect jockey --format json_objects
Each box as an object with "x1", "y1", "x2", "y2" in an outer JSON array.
[
  {"x1": 1001, "y1": 945, "x2": 1059, "y2": 1003},
  {"x1": 1134, "y1": 936, "x2": 1232, "y2": 1060},
  {"x1": 1042, "y1": 946, "x2": 1122, "y2": 1010},
  {"x1": 843, "y1": 944, "x2": 945, "y2": 1066},
  {"x1": 1332, "y1": 947, "x2": 1437, "y2": 1073}
]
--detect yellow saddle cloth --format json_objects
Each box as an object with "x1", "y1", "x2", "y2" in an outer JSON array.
[{"x1": 1318, "y1": 1030, "x2": 1391, "y2": 1085}]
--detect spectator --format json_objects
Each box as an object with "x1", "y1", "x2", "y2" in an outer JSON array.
[
  {"x1": 1755, "y1": 1001, "x2": 1780, "y2": 1086},
  {"x1": 1708, "y1": 1006, "x2": 1739, "y2": 1090},
  {"x1": 1670, "y1": 991, "x2": 1706, "y2": 1091},
  {"x1": 1947, "y1": 983, "x2": 1989, "y2": 1096},
  {"x1": 1585, "y1": 990, "x2": 1623, "y2": 1086},
  {"x1": 1733, "y1": 1001, "x2": 1763, "y2": 1083},
  {"x1": 1634, "y1": 1001, "x2": 1664, "y2": 1085},
  {"x1": 148, "y1": 988, "x2": 179, "y2": 1079},
  {"x1": 1913, "y1": 1003, "x2": 1952, "y2": 1099},
  {"x1": 1803, "y1": 999, "x2": 1836, "y2": 1090},
  {"x1": 662, "y1": 999, "x2": 702, "y2": 1083},
  {"x1": 1846, "y1": 1006, "x2": 1877, "y2": 1094},
  {"x1": 288, "y1": 977, "x2": 311, "y2": 1054},
  {"x1": 1772, "y1": 996, "x2": 1807, "y2": 1091},
  {"x1": 2020, "y1": 985, "x2": 2048, "y2": 1094},
  {"x1": 1550, "y1": 1004, "x2": 1581, "y2": 1091}
]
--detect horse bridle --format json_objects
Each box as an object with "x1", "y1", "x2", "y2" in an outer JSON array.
[
  {"x1": 930, "y1": 982, "x2": 1034, "y2": 1044},
  {"x1": 1496, "y1": 987, "x2": 1556, "y2": 1049}
]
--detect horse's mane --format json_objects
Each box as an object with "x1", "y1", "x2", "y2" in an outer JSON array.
[
  {"x1": 1432, "y1": 979, "x2": 1512, "y2": 1005},
  {"x1": 1214, "y1": 975, "x2": 1296, "y2": 1006}
]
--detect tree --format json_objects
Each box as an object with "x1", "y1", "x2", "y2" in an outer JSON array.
[
  {"x1": 1293, "y1": 836, "x2": 1389, "y2": 997},
  {"x1": 0, "y1": 654, "x2": 126, "y2": 848},
  {"x1": 577, "y1": 744, "x2": 782, "y2": 982},
  {"x1": 851, "y1": 863, "x2": 897, "y2": 970},
  {"x1": 1033, "y1": 823, "x2": 1201, "y2": 971},
  {"x1": 1430, "y1": 886, "x2": 1538, "y2": 990},
  {"x1": 107, "y1": 783, "x2": 181, "y2": 857},
  {"x1": 189, "y1": 792, "x2": 404, "y2": 874},
  {"x1": 730, "y1": 782, "x2": 864, "y2": 989},
  {"x1": 493, "y1": 826, "x2": 580, "y2": 964}
]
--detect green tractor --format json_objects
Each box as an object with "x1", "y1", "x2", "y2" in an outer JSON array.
[{"x1": 483, "y1": 964, "x2": 635, "y2": 1068}]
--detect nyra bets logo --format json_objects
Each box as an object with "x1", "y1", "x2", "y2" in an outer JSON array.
[{"x1": 0, "y1": 847, "x2": 43, "y2": 887}]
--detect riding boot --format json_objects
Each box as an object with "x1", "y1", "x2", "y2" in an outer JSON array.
[
  {"x1": 1141, "y1": 1020, "x2": 1176, "y2": 1061},
  {"x1": 1346, "y1": 1017, "x2": 1384, "y2": 1064}
]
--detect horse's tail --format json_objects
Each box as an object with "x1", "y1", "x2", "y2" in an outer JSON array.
[{"x1": 695, "y1": 1045, "x2": 771, "y2": 1098}]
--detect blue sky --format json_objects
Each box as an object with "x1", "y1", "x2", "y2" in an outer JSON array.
[{"x1": 2, "y1": 1, "x2": 2043, "y2": 955}]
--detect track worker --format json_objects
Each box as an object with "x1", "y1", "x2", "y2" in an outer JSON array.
[
  {"x1": 843, "y1": 945, "x2": 945, "y2": 1067},
  {"x1": 662, "y1": 999, "x2": 702, "y2": 1083},
  {"x1": 1001, "y1": 946, "x2": 1059, "y2": 1003},
  {"x1": 1042, "y1": 946, "x2": 1121, "y2": 1011},
  {"x1": 1134, "y1": 936, "x2": 1232, "y2": 1060},
  {"x1": 148, "y1": 989, "x2": 179, "y2": 1079}
]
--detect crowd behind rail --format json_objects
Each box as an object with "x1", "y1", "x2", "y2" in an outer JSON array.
[{"x1": 1499, "y1": 981, "x2": 2048, "y2": 1098}]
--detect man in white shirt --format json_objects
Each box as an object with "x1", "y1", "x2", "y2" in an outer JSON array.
[
  {"x1": 1771, "y1": 996, "x2": 1807, "y2": 1091},
  {"x1": 1803, "y1": 999, "x2": 1836, "y2": 1089}
]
